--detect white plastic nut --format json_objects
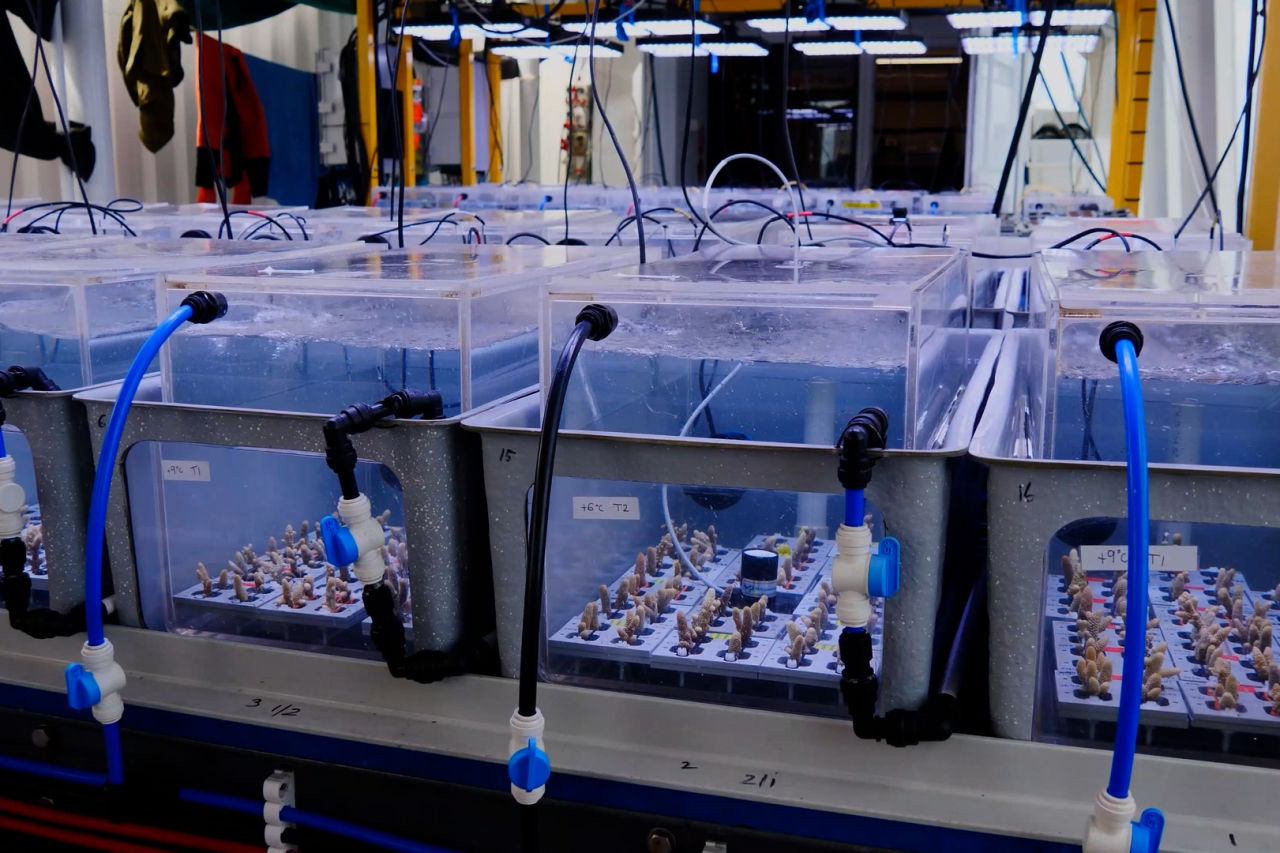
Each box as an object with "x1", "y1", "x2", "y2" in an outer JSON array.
[
  {"x1": 831, "y1": 523, "x2": 873, "y2": 629},
  {"x1": 81, "y1": 640, "x2": 126, "y2": 725},
  {"x1": 1083, "y1": 788, "x2": 1136, "y2": 853},
  {"x1": 509, "y1": 708, "x2": 546, "y2": 806},
  {"x1": 337, "y1": 494, "x2": 387, "y2": 585}
]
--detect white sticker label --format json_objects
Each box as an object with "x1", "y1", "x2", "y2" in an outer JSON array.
[
  {"x1": 572, "y1": 497, "x2": 640, "y2": 520},
  {"x1": 161, "y1": 460, "x2": 210, "y2": 482},
  {"x1": 1079, "y1": 544, "x2": 1198, "y2": 573}
]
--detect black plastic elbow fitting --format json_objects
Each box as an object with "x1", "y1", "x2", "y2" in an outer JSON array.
[
  {"x1": 180, "y1": 290, "x2": 229, "y2": 324},
  {"x1": 575, "y1": 303, "x2": 618, "y2": 341},
  {"x1": 0, "y1": 364, "x2": 60, "y2": 396},
  {"x1": 362, "y1": 583, "x2": 467, "y2": 683},
  {"x1": 838, "y1": 627, "x2": 956, "y2": 747},
  {"x1": 837, "y1": 406, "x2": 889, "y2": 491},
  {"x1": 1099, "y1": 321, "x2": 1144, "y2": 363}
]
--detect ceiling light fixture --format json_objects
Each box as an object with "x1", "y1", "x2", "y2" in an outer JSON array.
[
  {"x1": 858, "y1": 39, "x2": 928, "y2": 55},
  {"x1": 1028, "y1": 8, "x2": 1113, "y2": 26},
  {"x1": 704, "y1": 41, "x2": 770, "y2": 57},
  {"x1": 746, "y1": 17, "x2": 831, "y2": 34},
  {"x1": 945, "y1": 10, "x2": 1025, "y2": 29},
  {"x1": 399, "y1": 23, "x2": 548, "y2": 41},
  {"x1": 875, "y1": 56, "x2": 963, "y2": 65},
  {"x1": 961, "y1": 33, "x2": 1100, "y2": 55},
  {"x1": 636, "y1": 41, "x2": 710, "y2": 57},
  {"x1": 825, "y1": 14, "x2": 907, "y2": 31},
  {"x1": 793, "y1": 40, "x2": 862, "y2": 56}
]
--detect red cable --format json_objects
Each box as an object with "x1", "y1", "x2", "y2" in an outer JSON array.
[
  {"x1": 0, "y1": 796, "x2": 263, "y2": 853},
  {"x1": 0, "y1": 812, "x2": 173, "y2": 853}
]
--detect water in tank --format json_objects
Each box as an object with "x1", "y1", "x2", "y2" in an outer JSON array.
[{"x1": 544, "y1": 244, "x2": 969, "y2": 449}]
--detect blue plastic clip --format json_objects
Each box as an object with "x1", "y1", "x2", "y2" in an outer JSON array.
[
  {"x1": 869, "y1": 537, "x2": 901, "y2": 599},
  {"x1": 319, "y1": 516, "x2": 359, "y2": 567},
  {"x1": 804, "y1": 0, "x2": 826, "y2": 25},
  {"x1": 508, "y1": 737, "x2": 551, "y2": 792},
  {"x1": 1129, "y1": 808, "x2": 1164, "y2": 853},
  {"x1": 710, "y1": 54, "x2": 719, "y2": 74},
  {"x1": 64, "y1": 664, "x2": 101, "y2": 710},
  {"x1": 449, "y1": 7, "x2": 461, "y2": 48}
]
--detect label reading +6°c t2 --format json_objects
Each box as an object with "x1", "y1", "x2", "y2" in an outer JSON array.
[{"x1": 572, "y1": 497, "x2": 640, "y2": 520}]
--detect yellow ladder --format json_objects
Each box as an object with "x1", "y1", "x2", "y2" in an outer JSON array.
[{"x1": 1108, "y1": 0, "x2": 1158, "y2": 214}]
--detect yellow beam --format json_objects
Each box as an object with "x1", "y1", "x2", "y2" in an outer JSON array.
[
  {"x1": 1247, "y1": 2, "x2": 1280, "y2": 249},
  {"x1": 398, "y1": 34, "x2": 416, "y2": 186},
  {"x1": 486, "y1": 53, "x2": 503, "y2": 183},
  {"x1": 1106, "y1": 0, "x2": 1156, "y2": 213},
  {"x1": 356, "y1": 0, "x2": 378, "y2": 203},
  {"x1": 459, "y1": 41, "x2": 475, "y2": 186}
]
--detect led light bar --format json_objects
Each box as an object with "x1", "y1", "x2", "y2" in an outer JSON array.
[
  {"x1": 562, "y1": 19, "x2": 720, "y2": 37},
  {"x1": 490, "y1": 42, "x2": 623, "y2": 59},
  {"x1": 746, "y1": 17, "x2": 831, "y2": 33},
  {"x1": 858, "y1": 39, "x2": 928, "y2": 56},
  {"x1": 637, "y1": 41, "x2": 710, "y2": 57},
  {"x1": 961, "y1": 33, "x2": 1100, "y2": 55},
  {"x1": 399, "y1": 23, "x2": 549, "y2": 41},
  {"x1": 793, "y1": 40, "x2": 862, "y2": 56},
  {"x1": 826, "y1": 14, "x2": 907, "y2": 31},
  {"x1": 876, "y1": 56, "x2": 963, "y2": 65},
  {"x1": 1028, "y1": 8, "x2": 1113, "y2": 26},
  {"x1": 704, "y1": 41, "x2": 769, "y2": 57},
  {"x1": 945, "y1": 10, "x2": 1024, "y2": 29}
]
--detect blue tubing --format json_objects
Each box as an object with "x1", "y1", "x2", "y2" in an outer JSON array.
[
  {"x1": 84, "y1": 304, "x2": 193, "y2": 648},
  {"x1": 0, "y1": 425, "x2": 7, "y2": 457},
  {"x1": 103, "y1": 722, "x2": 124, "y2": 785},
  {"x1": 0, "y1": 752, "x2": 109, "y2": 787},
  {"x1": 180, "y1": 788, "x2": 458, "y2": 853},
  {"x1": 1107, "y1": 338, "x2": 1149, "y2": 800},
  {"x1": 845, "y1": 488, "x2": 865, "y2": 527}
]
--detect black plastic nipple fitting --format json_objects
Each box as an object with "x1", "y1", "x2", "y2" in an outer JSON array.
[
  {"x1": 575, "y1": 304, "x2": 618, "y2": 341},
  {"x1": 1099, "y1": 321, "x2": 1144, "y2": 363},
  {"x1": 837, "y1": 406, "x2": 889, "y2": 491},
  {"x1": 0, "y1": 365, "x2": 60, "y2": 396},
  {"x1": 180, "y1": 291, "x2": 229, "y2": 325}
]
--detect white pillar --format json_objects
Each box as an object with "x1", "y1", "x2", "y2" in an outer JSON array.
[{"x1": 61, "y1": 0, "x2": 117, "y2": 202}]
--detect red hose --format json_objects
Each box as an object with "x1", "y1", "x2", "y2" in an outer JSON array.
[
  {"x1": 0, "y1": 812, "x2": 173, "y2": 853},
  {"x1": 0, "y1": 796, "x2": 264, "y2": 853}
]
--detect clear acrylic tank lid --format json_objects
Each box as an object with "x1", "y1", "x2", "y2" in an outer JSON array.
[
  {"x1": 989, "y1": 250, "x2": 1280, "y2": 466},
  {"x1": 545, "y1": 243, "x2": 970, "y2": 450},
  {"x1": 0, "y1": 238, "x2": 364, "y2": 390},
  {"x1": 161, "y1": 244, "x2": 634, "y2": 417}
]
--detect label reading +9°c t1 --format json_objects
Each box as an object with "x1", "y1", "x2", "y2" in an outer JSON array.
[
  {"x1": 572, "y1": 497, "x2": 640, "y2": 521},
  {"x1": 161, "y1": 460, "x2": 211, "y2": 482},
  {"x1": 1078, "y1": 544, "x2": 1198, "y2": 573}
]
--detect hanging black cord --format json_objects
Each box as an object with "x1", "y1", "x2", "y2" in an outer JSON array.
[
  {"x1": 754, "y1": 209, "x2": 893, "y2": 245},
  {"x1": 647, "y1": 54, "x2": 668, "y2": 185},
  {"x1": 991, "y1": 0, "x2": 1057, "y2": 215},
  {"x1": 588, "y1": 2, "x2": 645, "y2": 262},
  {"x1": 1036, "y1": 69, "x2": 1107, "y2": 194},
  {"x1": 1239, "y1": 0, "x2": 1264, "y2": 231},
  {"x1": 192, "y1": 0, "x2": 233, "y2": 240},
  {"x1": 1059, "y1": 53, "x2": 1108, "y2": 188},
  {"x1": 5, "y1": 13, "x2": 41, "y2": 220},
  {"x1": 781, "y1": 13, "x2": 812, "y2": 241},
  {"x1": 1161, "y1": 0, "x2": 1221, "y2": 225},
  {"x1": 388, "y1": 0, "x2": 413, "y2": 249},
  {"x1": 517, "y1": 306, "x2": 618, "y2": 718},
  {"x1": 518, "y1": 77, "x2": 539, "y2": 183}
]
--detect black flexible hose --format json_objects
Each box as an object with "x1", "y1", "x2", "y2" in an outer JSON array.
[
  {"x1": 992, "y1": 0, "x2": 1057, "y2": 216},
  {"x1": 517, "y1": 306, "x2": 616, "y2": 717},
  {"x1": 1239, "y1": 0, "x2": 1263, "y2": 231},
  {"x1": 1161, "y1": 0, "x2": 1221, "y2": 225}
]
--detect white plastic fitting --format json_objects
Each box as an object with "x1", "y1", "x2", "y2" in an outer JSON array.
[
  {"x1": 263, "y1": 769, "x2": 297, "y2": 853},
  {"x1": 0, "y1": 455, "x2": 26, "y2": 539},
  {"x1": 80, "y1": 640, "x2": 126, "y2": 725},
  {"x1": 337, "y1": 494, "x2": 387, "y2": 585},
  {"x1": 1083, "y1": 788, "x2": 1136, "y2": 853},
  {"x1": 509, "y1": 708, "x2": 546, "y2": 805},
  {"x1": 831, "y1": 523, "x2": 873, "y2": 629}
]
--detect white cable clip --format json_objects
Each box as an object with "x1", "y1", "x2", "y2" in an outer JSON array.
[{"x1": 263, "y1": 769, "x2": 297, "y2": 853}]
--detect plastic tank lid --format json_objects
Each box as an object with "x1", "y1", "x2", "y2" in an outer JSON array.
[{"x1": 1043, "y1": 249, "x2": 1280, "y2": 310}]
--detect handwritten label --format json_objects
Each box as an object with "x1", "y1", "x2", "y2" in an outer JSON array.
[
  {"x1": 161, "y1": 460, "x2": 210, "y2": 482},
  {"x1": 1080, "y1": 544, "x2": 1198, "y2": 573},
  {"x1": 572, "y1": 497, "x2": 639, "y2": 520},
  {"x1": 245, "y1": 697, "x2": 302, "y2": 717}
]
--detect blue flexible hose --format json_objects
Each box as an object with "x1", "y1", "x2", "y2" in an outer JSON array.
[
  {"x1": 0, "y1": 425, "x2": 7, "y2": 457},
  {"x1": 180, "y1": 788, "x2": 458, "y2": 853},
  {"x1": 845, "y1": 488, "x2": 865, "y2": 527},
  {"x1": 1107, "y1": 338, "x2": 1148, "y2": 800},
  {"x1": 83, "y1": 304, "x2": 193, "y2": 648},
  {"x1": 103, "y1": 722, "x2": 124, "y2": 785},
  {"x1": 0, "y1": 752, "x2": 109, "y2": 786}
]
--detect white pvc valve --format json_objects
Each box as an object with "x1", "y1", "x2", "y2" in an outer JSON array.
[
  {"x1": 336, "y1": 494, "x2": 387, "y2": 585},
  {"x1": 508, "y1": 708, "x2": 547, "y2": 805},
  {"x1": 80, "y1": 640, "x2": 126, "y2": 725},
  {"x1": 1083, "y1": 788, "x2": 1136, "y2": 853},
  {"x1": 0, "y1": 455, "x2": 26, "y2": 539},
  {"x1": 831, "y1": 523, "x2": 873, "y2": 629}
]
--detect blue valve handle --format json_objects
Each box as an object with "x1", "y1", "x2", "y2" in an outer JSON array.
[
  {"x1": 869, "y1": 536, "x2": 901, "y2": 598},
  {"x1": 64, "y1": 664, "x2": 101, "y2": 710},
  {"x1": 508, "y1": 737, "x2": 551, "y2": 792},
  {"x1": 1130, "y1": 808, "x2": 1164, "y2": 853},
  {"x1": 320, "y1": 516, "x2": 360, "y2": 567}
]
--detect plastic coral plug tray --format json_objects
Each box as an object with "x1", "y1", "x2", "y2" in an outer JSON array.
[
  {"x1": 548, "y1": 609, "x2": 676, "y2": 664},
  {"x1": 649, "y1": 627, "x2": 766, "y2": 679}
]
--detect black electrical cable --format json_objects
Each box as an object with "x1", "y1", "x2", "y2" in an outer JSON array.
[
  {"x1": 1084, "y1": 233, "x2": 1164, "y2": 251},
  {"x1": 382, "y1": 0, "x2": 413, "y2": 249},
  {"x1": 562, "y1": 28, "x2": 586, "y2": 244},
  {"x1": 1050, "y1": 227, "x2": 1133, "y2": 251},
  {"x1": 1175, "y1": 0, "x2": 1267, "y2": 241},
  {"x1": 646, "y1": 54, "x2": 668, "y2": 185},
  {"x1": 992, "y1": 0, "x2": 1057, "y2": 216},
  {"x1": 518, "y1": 305, "x2": 618, "y2": 718},
  {"x1": 23, "y1": 202, "x2": 136, "y2": 236},
  {"x1": 192, "y1": 0, "x2": 233, "y2": 241},
  {"x1": 1239, "y1": 0, "x2": 1264, "y2": 231},
  {"x1": 1036, "y1": 69, "x2": 1107, "y2": 194},
  {"x1": 1161, "y1": 0, "x2": 1221, "y2": 226},
  {"x1": 588, "y1": 1, "x2": 645, "y2": 262},
  {"x1": 1059, "y1": 53, "x2": 1109, "y2": 188},
  {"x1": 754, "y1": 210, "x2": 894, "y2": 245},
  {"x1": 506, "y1": 232, "x2": 551, "y2": 245},
  {"x1": 5, "y1": 16, "x2": 41, "y2": 221},
  {"x1": 781, "y1": 13, "x2": 812, "y2": 241},
  {"x1": 518, "y1": 79, "x2": 540, "y2": 183}
]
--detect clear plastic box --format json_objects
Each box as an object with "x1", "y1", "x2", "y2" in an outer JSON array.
[
  {"x1": 163, "y1": 244, "x2": 631, "y2": 417},
  {"x1": 972, "y1": 249, "x2": 1280, "y2": 765},
  {"x1": 545, "y1": 244, "x2": 970, "y2": 449}
]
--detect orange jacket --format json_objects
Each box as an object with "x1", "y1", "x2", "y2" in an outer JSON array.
[{"x1": 194, "y1": 34, "x2": 269, "y2": 203}]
